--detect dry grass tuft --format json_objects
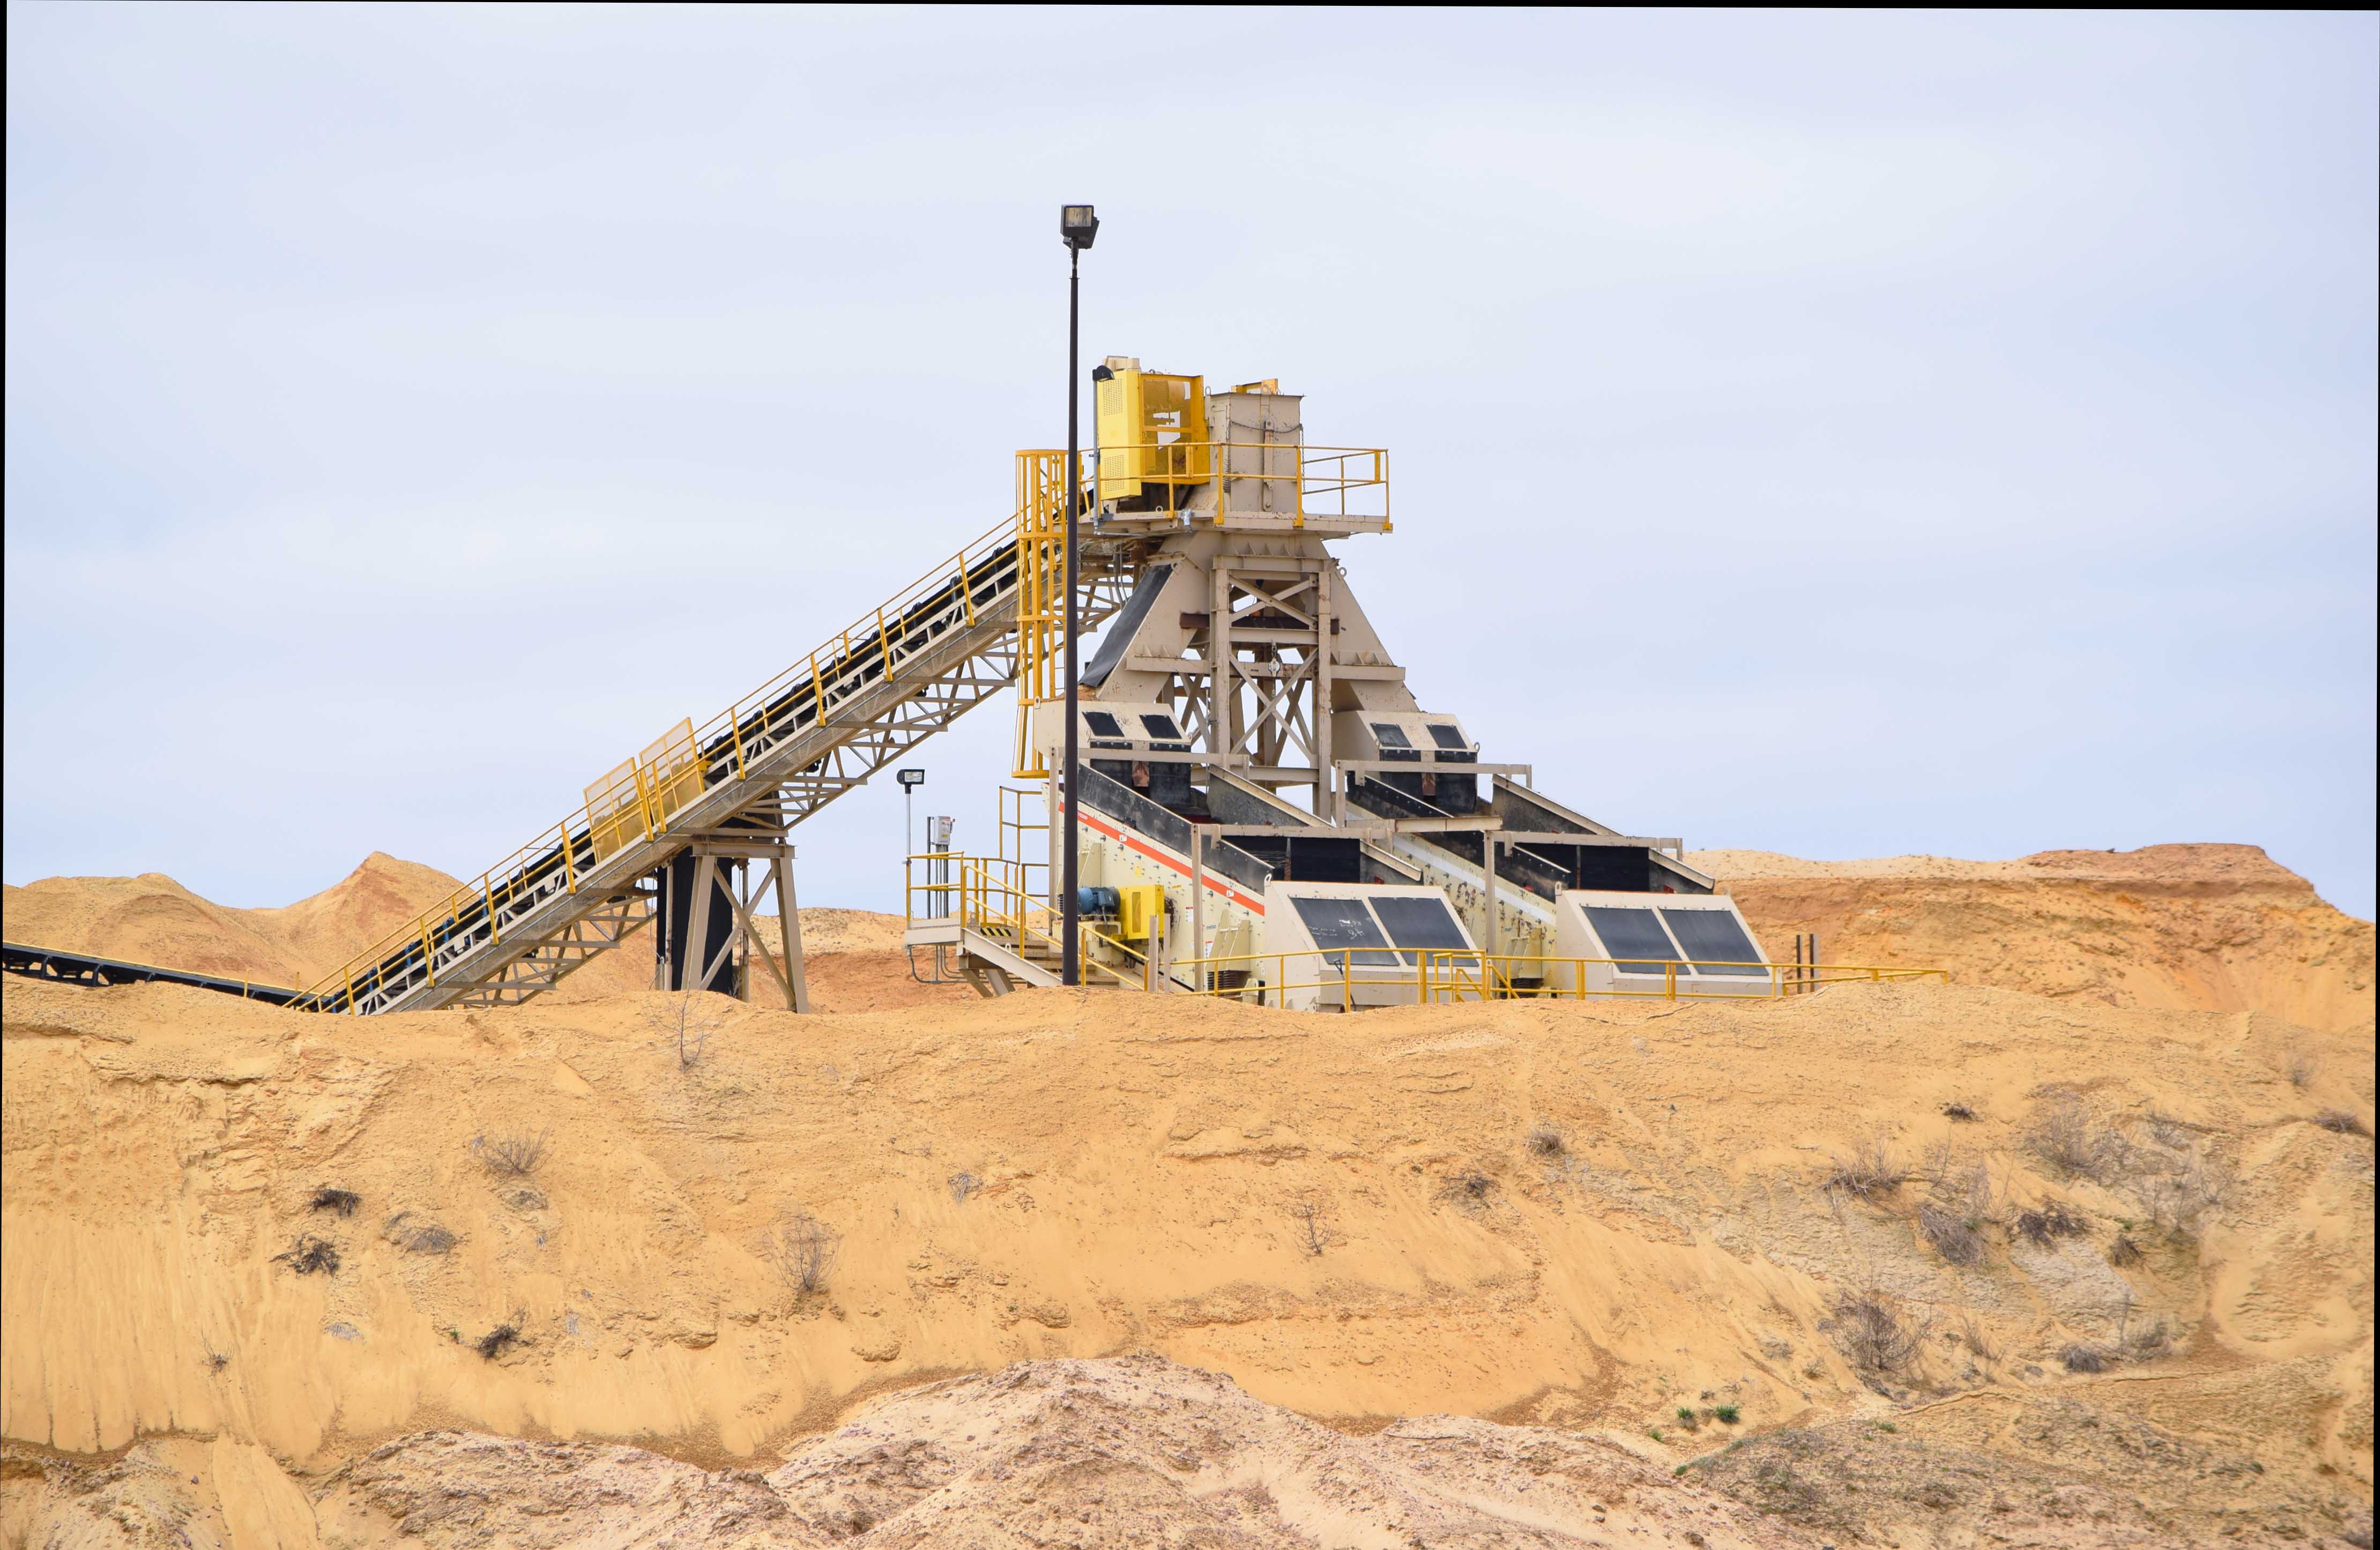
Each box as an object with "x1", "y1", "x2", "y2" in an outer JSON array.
[
  {"x1": 1823, "y1": 1137, "x2": 1905, "y2": 1203},
  {"x1": 1954, "y1": 1311, "x2": 1999, "y2": 1381},
  {"x1": 272, "y1": 1235, "x2": 339, "y2": 1276},
  {"x1": 2025, "y1": 1096, "x2": 2117, "y2": 1181},
  {"x1": 2060, "y1": 1343, "x2": 2110, "y2": 1374},
  {"x1": 2012, "y1": 1198, "x2": 2091, "y2": 1247},
  {"x1": 2314, "y1": 1110, "x2": 2369, "y2": 1136},
  {"x1": 1525, "y1": 1123, "x2": 1566, "y2": 1158},
  {"x1": 1437, "y1": 1172, "x2": 1498, "y2": 1213},
  {"x1": 479, "y1": 1129, "x2": 549, "y2": 1179},
  {"x1": 2121, "y1": 1317, "x2": 2174, "y2": 1361},
  {"x1": 1918, "y1": 1203, "x2": 1984, "y2": 1266}
]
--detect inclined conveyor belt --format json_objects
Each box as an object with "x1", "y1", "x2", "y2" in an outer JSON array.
[{"x1": 282, "y1": 541, "x2": 1029, "y2": 1014}]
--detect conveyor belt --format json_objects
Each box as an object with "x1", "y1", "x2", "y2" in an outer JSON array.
[{"x1": 1, "y1": 941, "x2": 305, "y2": 1005}]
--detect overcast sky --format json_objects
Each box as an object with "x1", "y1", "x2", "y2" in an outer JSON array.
[{"x1": 6, "y1": 7, "x2": 2375, "y2": 922}]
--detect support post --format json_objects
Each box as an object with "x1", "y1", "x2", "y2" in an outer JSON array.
[
  {"x1": 774, "y1": 853, "x2": 812, "y2": 1013},
  {"x1": 685, "y1": 857, "x2": 719, "y2": 993},
  {"x1": 1483, "y1": 836, "x2": 1498, "y2": 992},
  {"x1": 1189, "y1": 825, "x2": 1205, "y2": 996}
]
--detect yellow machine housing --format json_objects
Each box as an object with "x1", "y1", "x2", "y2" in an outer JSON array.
[
  {"x1": 1096, "y1": 360, "x2": 1209, "y2": 507},
  {"x1": 1115, "y1": 883, "x2": 1167, "y2": 943}
]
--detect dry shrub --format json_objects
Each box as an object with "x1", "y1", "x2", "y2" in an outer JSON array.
[
  {"x1": 2143, "y1": 1107, "x2": 2192, "y2": 1149},
  {"x1": 2314, "y1": 1110, "x2": 2368, "y2": 1136},
  {"x1": 2108, "y1": 1233, "x2": 2144, "y2": 1268},
  {"x1": 2132, "y1": 1159, "x2": 2223, "y2": 1241},
  {"x1": 1289, "y1": 1194, "x2": 1331, "y2": 1257},
  {"x1": 947, "y1": 1171, "x2": 982, "y2": 1204},
  {"x1": 2121, "y1": 1317, "x2": 2174, "y2": 1361},
  {"x1": 309, "y1": 1187, "x2": 361, "y2": 1217},
  {"x1": 762, "y1": 1210, "x2": 841, "y2": 1298},
  {"x1": 2025, "y1": 1096, "x2": 2116, "y2": 1181},
  {"x1": 1954, "y1": 1311, "x2": 1999, "y2": 1380},
  {"x1": 2060, "y1": 1344, "x2": 2110, "y2": 1374},
  {"x1": 1918, "y1": 1203, "x2": 1983, "y2": 1266},
  {"x1": 1830, "y1": 1287, "x2": 1931, "y2": 1374},
  {"x1": 480, "y1": 1129, "x2": 549, "y2": 1178},
  {"x1": 273, "y1": 1235, "x2": 339, "y2": 1276},
  {"x1": 1823, "y1": 1137, "x2": 1905, "y2": 1203},
  {"x1": 475, "y1": 1323, "x2": 520, "y2": 1360},
  {"x1": 2285, "y1": 1050, "x2": 2318, "y2": 1089},
  {"x1": 1939, "y1": 1101, "x2": 1980, "y2": 1122},
  {"x1": 2012, "y1": 1198, "x2": 2090, "y2": 1247},
  {"x1": 1526, "y1": 1123, "x2": 1566, "y2": 1158},
  {"x1": 1437, "y1": 1172, "x2": 1498, "y2": 1213}
]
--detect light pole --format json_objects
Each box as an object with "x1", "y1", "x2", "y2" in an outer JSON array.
[
  {"x1": 897, "y1": 767, "x2": 925, "y2": 880},
  {"x1": 1059, "y1": 203, "x2": 1097, "y2": 987}
]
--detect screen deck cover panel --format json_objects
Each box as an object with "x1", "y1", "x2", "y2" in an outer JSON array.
[
  {"x1": 1582, "y1": 905, "x2": 1686, "y2": 975},
  {"x1": 1288, "y1": 896, "x2": 1400, "y2": 966},
  {"x1": 1368, "y1": 894, "x2": 1470, "y2": 963},
  {"x1": 1659, "y1": 908, "x2": 1766, "y2": 974}
]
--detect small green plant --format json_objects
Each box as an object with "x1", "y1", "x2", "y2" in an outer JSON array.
[
  {"x1": 1647, "y1": 1427, "x2": 1664, "y2": 1442},
  {"x1": 1873, "y1": 1420, "x2": 1898, "y2": 1433},
  {"x1": 1714, "y1": 1404, "x2": 1741, "y2": 1424},
  {"x1": 1677, "y1": 1405, "x2": 1697, "y2": 1425}
]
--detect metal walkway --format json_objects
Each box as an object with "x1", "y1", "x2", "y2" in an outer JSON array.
[{"x1": 273, "y1": 499, "x2": 1128, "y2": 1015}]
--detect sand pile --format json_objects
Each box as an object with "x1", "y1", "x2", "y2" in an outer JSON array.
[
  {"x1": 0, "y1": 853, "x2": 464, "y2": 989},
  {"x1": 2, "y1": 860, "x2": 967, "y2": 1015},
  {"x1": 9, "y1": 1354, "x2": 1842, "y2": 1548},
  {"x1": 3, "y1": 966, "x2": 2370, "y2": 1545},
  {"x1": 1692, "y1": 843, "x2": 2375, "y2": 1037}
]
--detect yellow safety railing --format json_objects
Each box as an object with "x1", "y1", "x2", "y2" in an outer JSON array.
[
  {"x1": 1090, "y1": 442, "x2": 1389, "y2": 528},
  {"x1": 904, "y1": 852, "x2": 1184, "y2": 991},
  {"x1": 1165, "y1": 948, "x2": 1372, "y2": 1011},
  {"x1": 306, "y1": 510, "x2": 1026, "y2": 1009},
  {"x1": 1414, "y1": 952, "x2": 1950, "y2": 1004}
]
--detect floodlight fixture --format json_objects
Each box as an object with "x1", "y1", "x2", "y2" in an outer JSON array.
[{"x1": 1061, "y1": 204, "x2": 1099, "y2": 251}]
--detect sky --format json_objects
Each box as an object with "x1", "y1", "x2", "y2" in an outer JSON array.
[{"x1": 6, "y1": 6, "x2": 2376, "y2": 922}]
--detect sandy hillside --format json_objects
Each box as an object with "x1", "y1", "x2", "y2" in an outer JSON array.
[
  {"x1": 2, "y1": 860, "x2": 964, "y2": 1016},
  {"x1": 1692, "y1": 843, "x2": 2375, "y2": 1037},
  {"x1": 0, "y1": 854, "x2": 465, "y2": 989},
  {"x1": 3, "y1": 970, "x2": 2370, "y2": 1546}
]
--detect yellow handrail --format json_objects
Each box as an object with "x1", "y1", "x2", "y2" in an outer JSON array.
[{"x1": 308, "y1": 510, "x2": 1025, "y2": 1007}]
